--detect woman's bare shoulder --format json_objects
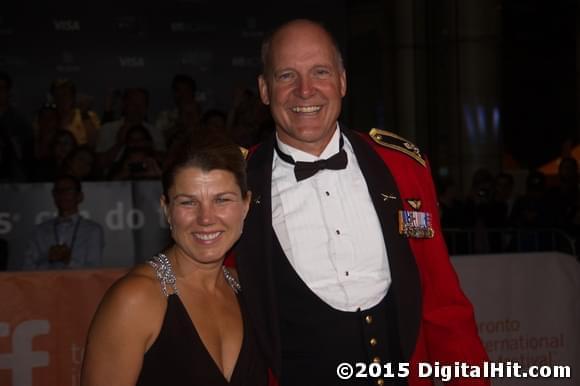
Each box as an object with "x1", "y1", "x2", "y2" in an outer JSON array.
[
  {"x1": 97, "y1": 263, "x2": 164, "y2": 319},
  {"x1": 82, "y1": 263, "x2": 166, "y2": 385}
]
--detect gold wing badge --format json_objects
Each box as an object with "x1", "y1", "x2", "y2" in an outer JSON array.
[
  {"x1": 368, "y1": 129, "x2": 432, "y2": 238},
  {"x1": 368, "y1": 128, "x2": 426, "y2": 167}
]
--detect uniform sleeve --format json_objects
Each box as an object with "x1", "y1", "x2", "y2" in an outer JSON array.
[{"x1": 409, "y1": 161, "x2": 490, "y2": 385}]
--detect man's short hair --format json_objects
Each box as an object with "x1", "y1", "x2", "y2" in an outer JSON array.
[{"x1": 260, "y1": 19, "x2": 344, "y2": 76}]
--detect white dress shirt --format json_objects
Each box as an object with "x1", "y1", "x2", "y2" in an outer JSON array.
[
  {"x1": 23, "y1": 213, "x2": 104, "y2": 270},
  {"x1": 271, "y1": 126, "x2": 391, "y2": 311}
]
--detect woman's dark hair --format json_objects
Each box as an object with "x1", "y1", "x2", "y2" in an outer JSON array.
[{"x1": 162, "y1": 133, "x2": 248, "y2": 201}]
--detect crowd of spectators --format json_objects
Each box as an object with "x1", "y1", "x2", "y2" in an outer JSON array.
[
  {"x1": 437, "y1": 159, "x2": 580, "y2": 256},
  {"x1": 0, "y1": 71, "x2": 274, "y2": 183},
  {"x1": 1, "y1": 70, "x2": 578, "y2": 267}
]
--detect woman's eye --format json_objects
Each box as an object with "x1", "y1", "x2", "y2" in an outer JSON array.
[{"x1": 179, "y1": 200, "x2": 195, "y2": 206}]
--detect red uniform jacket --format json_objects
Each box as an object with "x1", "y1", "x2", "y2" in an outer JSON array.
[{"x1": 235, "y1": 128, "x2": 490, "y2": 386}]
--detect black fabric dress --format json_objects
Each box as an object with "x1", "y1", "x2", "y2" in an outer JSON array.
[{"x1": 136, "y1": 255, "x2": 267, "y2": 386}]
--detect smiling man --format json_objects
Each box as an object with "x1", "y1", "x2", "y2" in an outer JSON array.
[
  {"x1": 235, "y1": 19, "x2": 489, "y2": 386},
  {"x1": 257, "y1": 20, "x2": 346, "y2": 156}
]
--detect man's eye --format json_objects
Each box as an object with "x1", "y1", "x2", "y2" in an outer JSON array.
[
  {"x1": 179, "y1": 200, "x2": 195, "y2": 206},
  {"x1": 314, "y1": 68, "x2": 330, "y2": 77},
  {"x1": 215, "y1": 197, "x2": 231, "y2": 204},
  {"x1": 277, "y1": 72, "x2": 295, "y2": 81}
]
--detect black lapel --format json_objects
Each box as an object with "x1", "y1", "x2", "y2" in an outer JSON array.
[
  {"x1": 235, "y1": 133, "x2": 281, "y2": 376},
  {"x1": 343, "y1": 129, "x2": 422, "y2": 361}
]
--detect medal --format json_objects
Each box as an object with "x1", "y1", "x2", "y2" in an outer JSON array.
[{"x1": 398, "y1": 210, "x2": 435, "y2": 238}]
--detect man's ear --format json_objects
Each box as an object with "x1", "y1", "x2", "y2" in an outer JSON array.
[
  {"x1": 258, "y1": 75, "x2": 270, "y2": 105},
  {"x1": 339, "y1": 69, "x2": 347, "y2": 97}
]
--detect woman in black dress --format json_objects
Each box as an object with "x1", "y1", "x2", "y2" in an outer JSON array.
[{"x1": 81, "y1": 134, "x2": 267, "y2": 386}]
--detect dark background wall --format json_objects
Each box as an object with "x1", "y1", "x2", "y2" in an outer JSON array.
[
  {"x1": 501, "y1": 0, "x2": 577, "y2": 168},
  {"x1": 1, "y1": 0, "x2": 578, "y2": 188},
  {"x1": 1, "y1": 1, "x2": 347, "y2": 117}
]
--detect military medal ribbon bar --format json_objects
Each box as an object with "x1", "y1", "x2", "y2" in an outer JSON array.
[{"x1": 398, "y1": 210, "x2": 435, "y2": 238}]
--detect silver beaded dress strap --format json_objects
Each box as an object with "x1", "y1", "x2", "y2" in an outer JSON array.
[
  {"x1": 148, "y1": 253, "x2": 178, "y2": 297},
  {"x1": 222, "y1": 266, "x2": 242, "y2": 294},
  {"x1": 148, "y1": 253, "x2": 242, "y2": 296}
]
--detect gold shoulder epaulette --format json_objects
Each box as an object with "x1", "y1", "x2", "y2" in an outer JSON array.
[
  {"x1": 239, "y1": 146, "x2": 249, "y2": 159},
  {"x1": 368, "y1": 128, "x2": 426, "y2": 167}
]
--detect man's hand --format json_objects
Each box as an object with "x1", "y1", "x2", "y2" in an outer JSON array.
[{"x1": 48, "y1": 244, "x2": 72, "y2": 264}]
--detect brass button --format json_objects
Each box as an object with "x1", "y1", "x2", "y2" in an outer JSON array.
[
  {"x1": 369, "y1": 337, "x2": 377, "y2": 346},
  {"x1": 365, "y1": 315, "x2": 373, "y2": 324},
  {"x1": 377, "y1": 378, "x2": 384, "y2": 386},
  {"x1": 372, "y1": 356, "x2": 381, "y2": 363}
]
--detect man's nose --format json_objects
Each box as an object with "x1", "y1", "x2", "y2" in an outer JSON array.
[{"x1": 296, "y1": 76, "x2": 315, "y2": 98}]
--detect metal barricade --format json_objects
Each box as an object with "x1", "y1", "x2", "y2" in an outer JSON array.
[{"x1": 442, "y1": 227, "x2": 577, "y2": 256}]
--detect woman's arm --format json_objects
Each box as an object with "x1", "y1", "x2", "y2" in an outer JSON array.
[{"x1": 81, "y1": 270, "x2": 165, "y2": 386}]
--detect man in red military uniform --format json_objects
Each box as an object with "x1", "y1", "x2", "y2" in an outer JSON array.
[{"x1": 235, "y1": 19, "x2": 489, "y2": 386}]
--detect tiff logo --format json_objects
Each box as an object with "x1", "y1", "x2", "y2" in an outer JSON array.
[
  {"x1": 53, "y1": 20, "x2": 81, "y2": 31},
  {"x1": 0, "y1": 320, "x2": 50, "y2": 386}
]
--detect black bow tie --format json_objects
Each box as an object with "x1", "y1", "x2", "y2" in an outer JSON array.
[{"x1": 274, "y1": 136, "x2": 348, "y2": 181}]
